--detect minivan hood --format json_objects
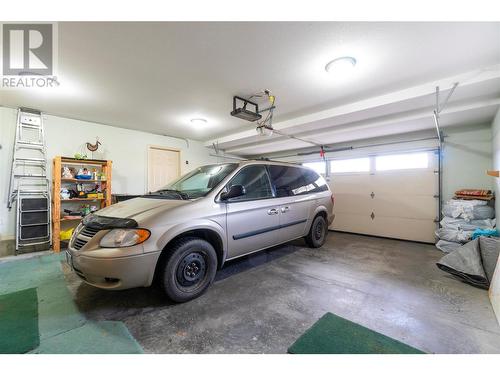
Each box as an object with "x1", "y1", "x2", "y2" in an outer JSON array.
[{"x1": 95, "y1": 197, "x2": 188, "y2": 219}]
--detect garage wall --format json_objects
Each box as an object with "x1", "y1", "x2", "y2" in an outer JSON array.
[
  {"x1": 0, "y1": 106, "x2": 218, "y2": 239},
  {"x1": 442, "y1": 124, "x2": 493, "y2": 201}
]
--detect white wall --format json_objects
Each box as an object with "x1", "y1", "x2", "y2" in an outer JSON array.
[
  {"x1": 442, "y1": 124, "x2": 492, "y2": 201},
  {"x1": 0, "y1": 106, "x2": 217, "y2": 239}
]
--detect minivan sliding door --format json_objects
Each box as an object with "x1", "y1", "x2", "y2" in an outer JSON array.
[{"x1": 268, "y1": 165, "x2": 313, "y2": 242}]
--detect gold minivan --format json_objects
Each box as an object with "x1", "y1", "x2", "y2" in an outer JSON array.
[{"x1": 67, "y1": 160, "x2": 334, "y2": 302}]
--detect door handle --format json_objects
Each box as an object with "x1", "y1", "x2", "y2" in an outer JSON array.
[
  {"x1": 267, "y1": 208, "x2": 279, "y2": 215},
  {"x1": 281, "y1": 206, "x2": 290, "y2": 213}
]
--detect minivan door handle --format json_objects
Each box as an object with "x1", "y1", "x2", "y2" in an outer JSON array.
[
  {"x1": 281, "y1": 206, "x2": 290, "y2": 213},
  {"x1": 267, "y1": 208, "x2": 279, "y2": 215}
]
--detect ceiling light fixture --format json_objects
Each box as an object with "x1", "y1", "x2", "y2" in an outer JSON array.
[
  {"x1": 325, "y1": 56, "x2": 357, "y2": 73},
  {"x1": 190, "y1": 118, "x2": 208, "y2": 126}
]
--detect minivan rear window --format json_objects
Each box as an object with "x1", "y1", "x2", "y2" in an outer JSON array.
[{"x1": 268, "y1": 166, "x2": 328, "y2": 197}]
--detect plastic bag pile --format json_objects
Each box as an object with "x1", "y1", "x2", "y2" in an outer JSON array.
[{"x1": 435, "y1": 199, "x2": 495, "y2": 253}]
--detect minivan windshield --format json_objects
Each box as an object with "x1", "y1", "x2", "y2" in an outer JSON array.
[{"x1": 145, "y1": 163, "x2": 238, "y2": 200}]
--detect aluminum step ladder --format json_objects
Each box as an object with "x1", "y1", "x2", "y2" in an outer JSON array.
[{"x1": 8, "y1": 108, "x2": 52, "y2": 252}]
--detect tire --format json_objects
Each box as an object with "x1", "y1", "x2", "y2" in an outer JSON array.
[
  {"x1": 159, "y1": 237, "x2": 217, "y2": 303},
  {"x1": 305, "y1": 215, "x2": 328, "y2": 248}
]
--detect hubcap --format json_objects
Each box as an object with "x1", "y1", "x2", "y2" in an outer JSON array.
[
  {"x1": 314, "y1": 220, "x2": 324, "y2": 241},
  {"x1": 176, "y1": 252, "x2": 207, "y2": 287}
]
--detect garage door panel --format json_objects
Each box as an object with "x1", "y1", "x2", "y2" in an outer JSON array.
[
  {"x1": 333, "y1": 194, "x2": 372, "y2": 215},
  {"x1": 370, "y1": 216, "x2": 436, "y2": 243},
  {"x1": 328, "y1": 174, "x2": 371, "y2": 194},
  {"x1": 330, "y1": 213, "x2": 373, "y2": 235},
  {"x1": 328, "y1": 152, "x2": 437, "y2": 243},
  {"x1": 371, "y1": 171, "x2": 437, "y2": 195},
  {"x1": 372, "y1": 195, "x2": 436, "y2": 220}
]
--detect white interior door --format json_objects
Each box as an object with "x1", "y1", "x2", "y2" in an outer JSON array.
[
  {"x1": 147, "y1": 146, "x2": 180, "y2": 192},
  {"x1": 329, "y1": 151, "x2": 438, "y2": 243}
]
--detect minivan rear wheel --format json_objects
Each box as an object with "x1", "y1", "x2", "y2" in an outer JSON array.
[
  {"x1": 305, "y1": 215, "x2": 328, "y2": 248},
  {"x1": 160, "y1": 237, "x2": 217, "y2": 302}
]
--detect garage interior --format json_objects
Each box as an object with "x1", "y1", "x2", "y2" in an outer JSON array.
[{"x1": 1, "y1": 21, "x2": 500, "y2": 354}]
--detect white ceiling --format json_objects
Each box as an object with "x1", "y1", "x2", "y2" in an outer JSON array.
[{"x1": 1, "y1": 22, "x2": 499, "y2": 155}]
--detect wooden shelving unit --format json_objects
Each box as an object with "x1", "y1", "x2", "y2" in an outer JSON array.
[
  {"x1": 61, "y1": 198, "x2": 106, "y2": 202},
  {"x1": 52, "y1": 157, "x2": 112, "y2": 252}
]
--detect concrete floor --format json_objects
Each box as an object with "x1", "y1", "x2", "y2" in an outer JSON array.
[{"x1": 63, "y1": 232, "x2": 500, "y2": 354}]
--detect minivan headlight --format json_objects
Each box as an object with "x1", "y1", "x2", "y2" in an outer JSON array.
[{"x1": 100, "y1": 228, "x2": 151, "y2": 248}]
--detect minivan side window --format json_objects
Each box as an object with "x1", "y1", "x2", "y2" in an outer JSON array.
[
  {"x1": 226, "y1": 165, "x2": 273, "y2": 201},
  {"x1": 269, "y1": 165, "x2": 328, "y2": 197}
]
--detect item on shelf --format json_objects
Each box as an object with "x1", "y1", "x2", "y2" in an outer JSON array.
[
  {"x1": 60, "y1": 228, "x2": 75, "y2": 241},
  {"x1": 75, "y1": 183, "x2": 87, "y2": 198},
  {"x1": 435, "y1": 239, "x2": 462, "y2": 253},
  {"x1": 435, "y1": 228, "x2": 473, "y2": 243},
  {"x1": 86, "y1": 193, "x2": 98, "y2": 199},
  {"x1": 62, "y1": 215, "x2": 83, "y2": 220},
  {"x1": 64, "y1": 209, "x2": 82, "y2": 216},
  {"x1": 74, "y1": 153, "x2": 87, "y2": 160},
  {"x1": 454, "y1": 194, "x2": 494, "y2": 201},
  {"x1": 82, "y1": 205, "x2": 91, "y2": 216},
  {"x1": 454, "y1": 188, "x2": 494, "y2": 201},
  {"x1": 62, "y1": 166, "x2": 73, "y2": 179},
  {"x1": 471, "y1": 228, "x2": 499, "y2": 240},
  {"x1": 440, "y1": 217, "x2": 496, "y2": 231},
  {"x1": 455, "y1": 189, "x2": 492, "y2": 197},
  {"x1": 60, "y1": 188, "x2": 71, "y2": 200},
  {"x1": 442, "y1": 199, "x2": 494, "y2": 222},
  {"x1": 436, "y1": 197, "x2": 496, "y2": 252},
  {"x1": 90, "y1": 205, "x2": 98, "y2": 212},
  {"x1": 76, "y1": 167, "x2": 92, "y2": 180}
]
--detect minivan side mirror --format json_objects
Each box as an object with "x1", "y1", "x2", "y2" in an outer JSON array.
[{"x1": 220, "y1": 184, "x2": 246, "y2": 201}]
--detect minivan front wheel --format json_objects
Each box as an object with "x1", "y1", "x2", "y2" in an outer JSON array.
[
  {"x1": 305, "y1": 215, "x2": 328, "y2": 248},
  {"x1": 160, "y1": 237, "x2": 217, "y2": 302}
]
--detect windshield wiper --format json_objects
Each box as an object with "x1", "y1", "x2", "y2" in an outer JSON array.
[{"x1": 152, "y1": 189, "x2": 189, "y2": 200}]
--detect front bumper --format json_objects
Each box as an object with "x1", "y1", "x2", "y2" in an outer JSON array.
[
  {"x1": 328, "y1": 213, "x2": 335, "y2": 226},
  {"x1": 66, "y1": 249, "x2": 161, "y2": 290}
]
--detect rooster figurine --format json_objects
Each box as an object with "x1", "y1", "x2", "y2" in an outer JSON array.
[{"x1": 86, "y1": 137, "x2": 101, "y2": 158}]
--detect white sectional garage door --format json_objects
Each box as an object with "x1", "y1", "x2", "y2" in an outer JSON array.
[{"x1": 329, "y1": 151, "x2": 438, "y2": 243}]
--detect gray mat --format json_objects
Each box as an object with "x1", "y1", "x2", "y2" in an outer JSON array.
[{"x1": 437, "y1": 237, "x2": 499, "y2": 289}]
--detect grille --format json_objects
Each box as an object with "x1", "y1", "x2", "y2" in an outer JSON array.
[
  {"x1": 72, "y1": 226, "x2": 101, "y2": 250},
  {"x1": 80, "y1": 226, "x2": 100, "y2": 238}
]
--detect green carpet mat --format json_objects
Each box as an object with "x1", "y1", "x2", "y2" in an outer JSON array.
[
  {"x1": 0, "y1": 253, "x2": 85, "y2": 340},
  {"x1": 30, "y1": 321, "x2": 143, "y2": 354},
  {"x1": 288, "y1": 312, "x2": 424, "y2": 354},
  {"x1": 0, "y1": 253, "x2": 143, "y2": 354},
  {"x1": 0, "y1": 288, "x2": 39, "y2": 353}
]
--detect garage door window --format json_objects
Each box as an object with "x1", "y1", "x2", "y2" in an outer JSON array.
[
  {"x1": 331, "y1": 158, "x2": 370, "y2": 174},
  {"x1": 375, "y1": 152, "x2": 429, "y2": 171},
  {"x1": 303, "y1": 161, "x2": 326, "y2": 175}
]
